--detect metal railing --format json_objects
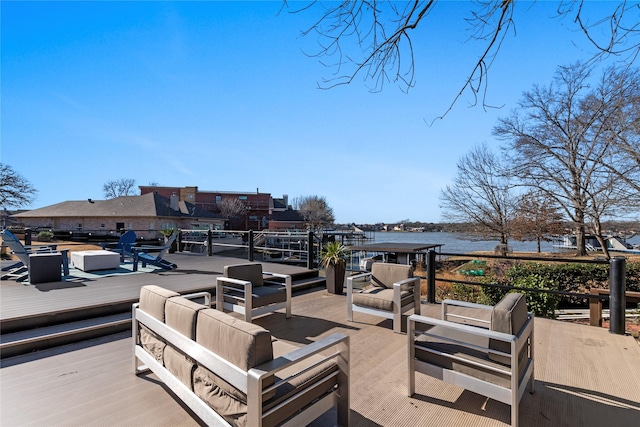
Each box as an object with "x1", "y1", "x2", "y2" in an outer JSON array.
[{"x1": 424, "y1": 250, "x2": 629, "y2": 335}]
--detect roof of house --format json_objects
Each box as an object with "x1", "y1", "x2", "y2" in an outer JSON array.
[
  {"x1": 270, "y1": 209, "x2": 305, "y2": 222},
  {"x1": 12, "y1": 193, "x2": 224, "y2": 220}
]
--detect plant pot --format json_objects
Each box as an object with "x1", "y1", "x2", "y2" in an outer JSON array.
[{"x1": 325, "y1": 262, "x2": 346, "y2": 294}]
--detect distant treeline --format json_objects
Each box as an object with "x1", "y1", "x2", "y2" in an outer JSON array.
[{"x1": 353, "y1": 220, "x2": 640, "y2": 235}]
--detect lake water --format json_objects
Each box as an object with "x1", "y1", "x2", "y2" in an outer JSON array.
[{"x1": 366, "y1": 231, "x2": 640, "y2": 254}]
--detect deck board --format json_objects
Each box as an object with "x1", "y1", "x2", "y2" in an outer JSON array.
[{"x1": 2, "y1": 254, "x2": 640, "y2": 426}]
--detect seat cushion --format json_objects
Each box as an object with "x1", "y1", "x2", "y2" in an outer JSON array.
[
  {"x1": 223, "y1": 284, "x2": 287, "y2": 309},
  {"x1": 352, "y1": 287, "x2": 411, "y2": 311},
  {"x1": 224, "y1": 263, "x2": 264, "y2": 287},
  {"x1": 370, "y1": 263, "x2": 413, "y2": 288},
  {"x1": 415, "y1": 325, "x2": 512, "y2": 388},
  {"x1": 489, "y1": 293, "x2": 528, "y2": 365},
  {"x1": 139, "y1": 285, "x2": 179, "y2": 364}
]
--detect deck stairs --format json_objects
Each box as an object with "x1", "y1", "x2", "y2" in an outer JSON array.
[{"x1": 0, "y1": 270, "x2": 325, "y2": 359}]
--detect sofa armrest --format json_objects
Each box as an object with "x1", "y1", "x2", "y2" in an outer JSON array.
[
  {"x1": 409, "y1": 314, "x2": 517, "y2": 345},
  {"x1": 394, "y1": 276, "x2": 420, "y2": 292},
  {"x1": 181, "y1": 291, "x2": 212, "y2": 307},
  {"x1": 247, "y1": 333, "x2": 350, "y2": 426}
]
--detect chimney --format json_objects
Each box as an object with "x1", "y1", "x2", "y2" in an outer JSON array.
[{"x1": 170, "y1": 192, "x2": 179, "y2": 211}]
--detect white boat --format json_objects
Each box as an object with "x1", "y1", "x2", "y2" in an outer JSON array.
[{"x1": 553, "y1": 234, "x2": 640, "y2": 254}]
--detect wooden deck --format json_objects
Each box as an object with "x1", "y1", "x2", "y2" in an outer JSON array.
[{"x1": 2, "y1": 254, "x2": 640, "y2": 426}]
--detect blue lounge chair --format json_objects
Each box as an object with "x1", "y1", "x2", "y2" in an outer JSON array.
[
  {"x1": 1, "y1": 229, "x2": 70, "y2": 282},
  {"x1": 132, "y1": 232, "x2": 178, "y2": 272},
  {"x1": 100, "y1": 230, "x2": 137, "y2": 262}
]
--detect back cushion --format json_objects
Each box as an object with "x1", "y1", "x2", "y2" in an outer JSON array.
[
  {"x1": 371, "y1": 263, "x2": 413, "y2": 288},
  {"x1": 166, "y1": 296, "x2": 206, "y2": 338},
  {"x1": 164, "y1": 296, "x2": 207, "y2": 390},
  {"x1": 139, "y1": 285, "x2": 179, "y2": 363},
  {"x1": 224, "y1": 263, "x2": 264, "y2": 288},
  {"x1": 489, "y1": 293, "x2": 529, "y2": 365},
  {"x1": 193, "y1": 308, "x2": 275, "y2": 423}
]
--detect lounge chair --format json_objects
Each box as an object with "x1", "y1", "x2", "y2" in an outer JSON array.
[
  {"x1": 408, "y1": 293, "x2": 534, "y2": 427},
  {"x1": 216, "y1": 262, "x2": 292, "y2": 323},
  {"x1": 100, "y1": 230, "x2": 137, "y2": 262},
  {"x1": 1, "y1": 229, "x2": 70, "y2": 282},
  {"x1": 346, "y1": 262, "x2": 421, "y2": 333},
  {"x1": 131, "y1": 232, "x2": 178, "y2": 272}
]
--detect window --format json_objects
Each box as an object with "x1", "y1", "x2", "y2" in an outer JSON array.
[
  {"x1": 116, "y1": 222, "x2": 124, "y2": 231},
  {"x1": 216, "y1": 196, "x2": 222, "y2": 203},
  {"x1": 238, "y1": 196, "x2": 247, "y2": 201},
  {"x1": 149, "y1": 222, "x2": 155, "y2": 231},
  {"x1": 77, "y1": 223, "x2": 82, "y2": 231}
]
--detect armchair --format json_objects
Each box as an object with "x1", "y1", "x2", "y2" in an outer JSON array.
[
  {"x1": 216, "y1": 263, "x2": 292, "y2": 323},
  {"x1": 346, "y1": 262, "x2": 421, "y2": 333},
  {"x1": 408, "y1": 293, "x2": 534, "y2": 427}
]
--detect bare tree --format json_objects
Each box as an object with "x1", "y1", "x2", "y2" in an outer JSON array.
[
  {"x1": 287, "y1": 1, "x2": 639, "y2": 115},
  {"x1": 439, "y1": 144, "x2": 515, "y2": 245},
  {"x1": 0, "y1": 163, "x2": 37, "y2": 208},
  {"x1": 510, "y1": 191, "x2": 566, "y2": 253},
  {"x1": 217, "y1": 198, "x2": 248, "y2": 229},
  {"x1": 297, "y1": 195, "x2": 335, "y2": 230},
  {"x1": 103, "y1": 178, "x2": 137, "y2": 199},
  {"x1": 495, "y1": 63, "x2": 638, "y2": 256}
]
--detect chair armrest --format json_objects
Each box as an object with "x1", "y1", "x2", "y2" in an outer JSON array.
[
  {"x1": 394, "y1": 276, "x2": 420, "y2": 292},
  {"x1": 347, "y1": 271, "x2": 371, "y2": 290},
  {"x1": 408, "y1": 314, "x2": 516, "y2": 343},
  {"x1": 263, "y1": 271, "x2": 292, "y2": 289},
  {"x1": 442, "y1": 299, "x2": 493, "y2": 324}
]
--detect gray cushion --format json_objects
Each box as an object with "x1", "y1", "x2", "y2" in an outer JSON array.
[
  {"x1": 352, "y1": 287, "x2": 412, "y2": 311},
  {"x1": 223, "y1": 283, "x2": 287, "y2": 308},
  {"x1": 370, "y1": 263, "x2": 413, "y2": 289},
  {"x1": 163, "y1": 296, "x2": 207, "y2": 389},
  {"x1": 193, "y1": 308, "x2": 275, "y2": 426},
  {"x1": 489, "y1": 293, "x2": 528, "y2": 365},
  {"x1": 139, "y1": 285, "x2": 179, "y2": 364},
  {"x1": 415, "y1": 325, "x2": 512, "y2": 388},
  {"x1": 224, "y1": 263, "x2": 264, "y2": 287}
]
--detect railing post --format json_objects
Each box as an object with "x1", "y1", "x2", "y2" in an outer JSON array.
[
  {"x1": 207, "y1": 229, "x2": 213, "y2": 256},
  {"x1": 248, "y1": 230, "x2": 254, "y2": 262},
  {"x1": 307, "y1": 231, "x2": 314, "y2": 269},
  {"x1": 609, "y1": 256, "x2": 626, "y2": 335},
  {"x1": 24, "y1": 228, "x2": 32, "y2": 246},
  {"x1": 427, "y1": 249, "x2": 436, "y2": 304}
]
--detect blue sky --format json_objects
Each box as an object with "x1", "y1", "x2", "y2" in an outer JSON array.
[{"x1": 1, "y1": 1, "x2": 630, "y2": 224}]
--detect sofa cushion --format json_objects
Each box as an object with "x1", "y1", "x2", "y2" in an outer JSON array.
[
  {"x1": 163, "y1": 296, "x2": 207, "y2": 389},
  {"x1": 193, "y1": 308, "x2": 275, "y2": 425},
  {"x1": 139, "y1": 285, "x2": 179, "y2": 363},
  {"x1": 352, "y1": 287, "x2": 412, "y2": 311},
  {"x1": 370, "y1": 263, "x2": 413, "y2": 289},
  {"x1": 166, "y1": 296, "x2": 206, "y2": 339},
  {"x1": 224, "y1": 263, "x2": 264, "y2": 287},
  {"x1": 489, "y1": 293, "x2": 529, "y2": 365}
]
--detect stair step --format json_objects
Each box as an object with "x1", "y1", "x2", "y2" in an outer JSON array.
[{"x1": 1, "y1": 312, "x2": 131, "y2": 359}]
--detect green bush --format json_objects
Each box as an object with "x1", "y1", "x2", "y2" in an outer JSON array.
[{"x1": 37, "y1": 230, "x2": 54, "y2": 241}]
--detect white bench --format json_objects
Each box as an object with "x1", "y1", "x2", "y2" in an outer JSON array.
[{"x1": 70, "y1": 250, "x2": 120, "y2": 272}]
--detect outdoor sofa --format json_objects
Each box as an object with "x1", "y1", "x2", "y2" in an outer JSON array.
[
  {"x1": 132, "y1": 285, "x2": 350, "y2": 427},
  {"x1": 408, "y1": 293, "x2": 534, "y2": 427}
]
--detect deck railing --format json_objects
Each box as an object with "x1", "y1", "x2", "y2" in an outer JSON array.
[{"x1": 424, "y1": 250, "x2": 630, "y2": 334}]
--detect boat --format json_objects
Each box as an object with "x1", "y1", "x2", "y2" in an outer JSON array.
[{"x1": 553, "y1": 234, "x2": 640, "y2": 254}]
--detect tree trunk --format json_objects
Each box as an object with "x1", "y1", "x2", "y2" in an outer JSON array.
[
  {"x1": 325, "y1": 262, "x2": 345, "y2": 294},
  {"x1": 575, "y1": 222, "x2": 587, "y2": 257}
]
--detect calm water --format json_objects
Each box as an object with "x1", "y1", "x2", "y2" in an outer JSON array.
[{"x1": 367, "y1": 231, "x2": 640, "y2": 254}]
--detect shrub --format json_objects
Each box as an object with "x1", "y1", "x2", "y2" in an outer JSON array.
[{"x1": 37, "y1": 230, "x2": 54, "y2": 242}]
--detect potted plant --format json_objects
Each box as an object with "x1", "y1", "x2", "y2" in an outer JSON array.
[{"x1": 320, "y1": 241, "x2": 349, "y2": 294}]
